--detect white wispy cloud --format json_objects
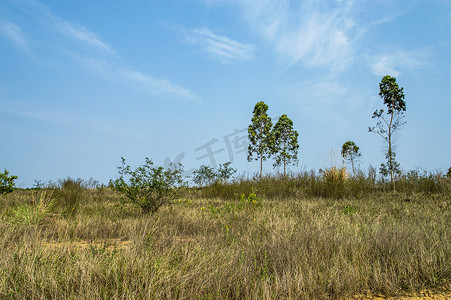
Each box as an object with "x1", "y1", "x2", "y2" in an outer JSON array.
[
  {"x1": 6, "y1": 0, "x2": 196, "y2": 101},
  {"x1": 183, "y1": 27, "x2": 254, "y2": 63},
  {"x1": 11, "y1": 0, "x2": 116, "y2": 55},
  {"x1": 368, "y1": 50, "x2": 432, "y2": 77},
  {"x1": 0, "y1": 19, "x2": 30, "y2": 52},
  {"x1": 207, "y1": 0, "x2": 408, "y2": 72},
  {"x1": 231, "y1": 0, "x2": 365, "y2": 71},
  {"x1": 55, "y1": 19, "x2": 116, "y2": 55},
  {"x1": 82, "y1": 58, "x2": 199, "y2": 101}
]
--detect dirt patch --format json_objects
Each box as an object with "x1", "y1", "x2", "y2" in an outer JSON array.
[{"x1": 347, "y1": 288, "x2": 451, "y2": 300}]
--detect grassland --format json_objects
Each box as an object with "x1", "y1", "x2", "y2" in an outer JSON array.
[{"x1": 0, "y1": 174, "x2": 450, "y2": 299}]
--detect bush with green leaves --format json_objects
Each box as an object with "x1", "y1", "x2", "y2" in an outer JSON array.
[
  {"x1": 193, "y1": 162, "x2": 237, "y2": 187},
  {"x1": 192, "y1": 165, "x2": 217, "y2": 187},
  {"x1": 56, "y1": 177, "x2": 84, "y2": 218},
  {"x1": 216, "y1": 162, "x2": 237, "y2": 183},
  {"x1": 0, "y1": 169, "x2": 18, "y2": 196},
  {"x1": 109, "y1": 157, "x2": 185, "y2": 214}
]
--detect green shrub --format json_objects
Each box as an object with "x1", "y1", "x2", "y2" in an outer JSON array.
[
  {"x1": 56, "y1": 177, "x2": 84, "y2": 218},
  {"x1": 192, "y1": 162, "x2": 237, "y2": 187},
  {"x1": 217, "y1": 162, "x2": 237, "y2": 183},
  {"x1": 0, "y1": 169, "x2": 18, "y2": 196},
  {"x1": 109, "y1": 157, "x2": 185, "y2": 214},
  {"x1": 192, "y1": 165, "x2": 216, "y2": 187}
]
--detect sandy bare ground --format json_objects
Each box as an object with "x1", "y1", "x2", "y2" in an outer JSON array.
[{"x1": 347, "y1": 287, "x2": 451, "y2": 299}]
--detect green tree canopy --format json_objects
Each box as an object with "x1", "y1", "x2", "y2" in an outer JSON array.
[
  {"x1": 379, "y1": 75, "x2": 406, "y2": 114},
  {"x1": 341, "y1": 141, "x2": 361, "y2": 176},
  {"x1": 248, "y1": 101, "x2": 273, "y2": 179},
  {"x1": 272, "y1": 114, "x2": 299, "y2": 176}
]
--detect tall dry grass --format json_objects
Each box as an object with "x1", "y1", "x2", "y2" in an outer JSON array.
[
  {"x1": 194, "y1": 167, "x2": 450, "y2": 200},
  {"x1": 0, "y1": 182, "x2": 450, "y2": 299}
]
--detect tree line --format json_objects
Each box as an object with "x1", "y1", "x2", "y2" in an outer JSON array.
[{"x1": 248, "y1": 75, "x2": 407, "y2": 191}]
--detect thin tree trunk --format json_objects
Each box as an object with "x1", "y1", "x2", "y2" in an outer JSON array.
[
  {"x1": 283, "y1": 138, "x2": 286, "y2": 177},
  {"x1": 260, "y1": 155, "x2": 263, "y2": 180},
  {"x1": 259, "y1": 125, "x2": 263, "y2": 180},
  {"x1": 283, "y1": 159, "x2": 286, "y2": 177},
  {"x1": 389, "y1": 97, "x2": 395, "y2": 192}
]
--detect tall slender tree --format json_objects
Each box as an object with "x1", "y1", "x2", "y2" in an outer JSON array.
[
  {"x1": 272, "y1": 114, "x2": 299, "y2": 176},
  {"x1": 248, "y1": 101, "x2": 273, "y2": 180},
  {"x1": 369, "y1": 75, "x2": 406, "y2": 191}
]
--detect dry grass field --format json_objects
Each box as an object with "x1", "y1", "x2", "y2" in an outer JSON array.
[{"x1": 0, "y1": 174, "x2": 450, "y2": 299}]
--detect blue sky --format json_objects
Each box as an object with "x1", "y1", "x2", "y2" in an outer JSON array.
[{"x1": 1, "y1": 0, "x2": 450, "y2": 187}]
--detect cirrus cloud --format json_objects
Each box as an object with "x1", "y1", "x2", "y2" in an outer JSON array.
[
  {"x1": 183, "y1": 27, "x2": 254, "y2": 64},
  {"x1": 0, "y1": 19, "x2": 30, "y2": 53},
  {"x1": 2, "y1": 0, "x2": 197, "y2": 102},
  {"x1": 368, "y1": 49, "x2": 432, "y2": 77}
]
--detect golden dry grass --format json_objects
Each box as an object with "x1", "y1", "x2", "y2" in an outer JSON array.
[{"x1": 0, "y1": 187, "x2": 449, "y2": 299}]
